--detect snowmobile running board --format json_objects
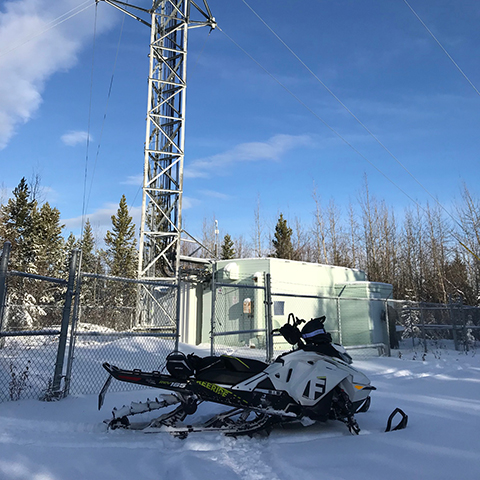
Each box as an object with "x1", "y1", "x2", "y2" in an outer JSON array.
[
  {"x1": 107, "y1": 404, "x2": 276, "y2": 439},
  {"x1": 98, "y1": 368, "x2": 281, "y2": 438}
]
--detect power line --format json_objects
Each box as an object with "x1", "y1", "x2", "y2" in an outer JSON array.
[
  {"x1": 403, "y1": 0, "x2": 480, "y2": 99},
  {"x1": 0, "y1": 1, "x2": 95, "y2": 60},
  {"x1": 238, "y1": 1, "x2": 460, "y2": 222},
  {"x1": 218, "y1": 19, "x2": 480, "y2": 262},
  {"x1": 237, "y1": 1, "x2": 479, "y2": 236},
  {"x1": 81, "y1": 2, "x2": 99, "y2": 242},
  {"x1": 85, "y1": 12, "x2": 127, "y2": 217},
  {"x1": 217, "y1": 26, "x2": 423, "y2": 213}
]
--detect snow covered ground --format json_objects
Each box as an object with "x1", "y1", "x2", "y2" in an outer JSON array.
[{"x1": 1, "y1": 346, "x2": 479, "y2": 480}]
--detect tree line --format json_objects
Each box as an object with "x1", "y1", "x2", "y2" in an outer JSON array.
[
  {"x1": 0, "y1": 177, "x2": 137, "y2": 329},
  {"x1": 2, "y1": 176, "x2": 480, "y2": 312},
  {"x1": 212, "y1": 181, "x2": 480, "y2": 306}
]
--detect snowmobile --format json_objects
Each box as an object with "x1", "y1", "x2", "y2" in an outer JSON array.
[{"x1": 99, "y1": 313, "x2": 407, "y2": 437}]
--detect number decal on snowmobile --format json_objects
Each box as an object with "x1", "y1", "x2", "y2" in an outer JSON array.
[{"x1": 171, "y1": 382, "x2": 187, "y2": 388}]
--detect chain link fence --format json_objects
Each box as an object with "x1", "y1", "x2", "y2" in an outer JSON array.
[
  {"x1": 0, "y1": 242, "x2": 179, "y2": 403},
  {"x1": 3, "y1": 238, "x2": 480, "y2": 404},
  {"x1": 387, "y1": 299, "x2": 480, "y2": 354},
  {"x1": 66, "y1": 273, "x2": 178, "y2": 396},
  {"x1": 210, "y1": 274, "x2": 391, "y2": 363},
  {"x1": 0, "y1": 244, "x2": 78, "y2": 402}
]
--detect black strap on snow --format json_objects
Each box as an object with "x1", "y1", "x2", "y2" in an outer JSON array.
[{"x1": 385, "y1": 408, "x2": 408, "y2": 432}]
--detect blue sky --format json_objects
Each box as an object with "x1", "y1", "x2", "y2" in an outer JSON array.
[{"x1": 1, "y1": 0, "x2": 480, "y2": 248}]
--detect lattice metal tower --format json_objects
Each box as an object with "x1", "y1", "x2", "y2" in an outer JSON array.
[{"x1": 101, "y1": 0, "x2": 215, "y2": 283}]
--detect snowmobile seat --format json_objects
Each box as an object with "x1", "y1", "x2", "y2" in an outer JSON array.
[
  {"x1": 300, "y1": 343, "x2": 345, "y2": 361},
  {"x1": 222, "y1": 355, "x2": 267, "y2": 373},
  {"x1": 192, "y1": 355, "x2": 267, "y2": 385}
]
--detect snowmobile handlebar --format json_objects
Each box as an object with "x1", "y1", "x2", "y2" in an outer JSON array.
[
  {"x1": 287, "y1": 313, "x2": 305, "y2": 328},
  {"x1": 271, "y1": 313, "x2": 306, "y2": 346},
  {"x1": 271, "y1": 313, "x2": 304, "y2": 335}
]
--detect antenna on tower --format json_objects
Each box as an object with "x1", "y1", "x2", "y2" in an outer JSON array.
[{"x1": 214, "y1": 219, "x2": 219, "y2": 258}]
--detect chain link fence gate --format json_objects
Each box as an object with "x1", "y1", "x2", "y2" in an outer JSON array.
[
  {"x1": 64, "y1": 272, "x2": 180, "y2": 396},
  {"x1": 210, "y1": 273, "x2": 393, "y2": 363},
  {"x1": 210, "y1": 272, "x2": 272, "y2": 362}
]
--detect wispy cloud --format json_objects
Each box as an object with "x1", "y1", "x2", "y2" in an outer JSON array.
[
  {"x1": 63, "y1": 202, "x2": 141, "y2": 243},
  {"x1": 182, "y1": 196, "x2": 196, "y2": 210},
  {"x1": 121, "y1": 174, "x2": 143, "y2": 186},
  {"x1": 0, "y1": 0, "x2": 117, "y2": 149},
  {"x1": 61, "y1": 130, "x2": 91, "y2": 147},
  {"x1": 198, "y1": 190, "x2": 232, "y2": 200},
  {"x1": 185, "y1": 134, "x2": 311, "y2": 179}
]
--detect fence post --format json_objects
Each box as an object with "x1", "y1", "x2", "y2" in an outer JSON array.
[
  {"x1": 265, "y1": 273, "x2": 273, "y2": 363},
  {"x1": 336, "y1": 297, "x2": 342, "y2": 345},
  {"x1": 459, "y1": 296, "x2": 468, "y2": 352},
  {"x1": 52, "y1": 249, "x2": 80, "y2": 396},
  {"x1": 384, "y1": 299, "x2": 391, "y2": 357},
  {"x1": 0, "y1": 242, "x2": 11, "y2": 347},
  {"x1": 448, "y1": 296, "x2": 459, "y2": 351},
  {"x1": 210, "y1": 263, "x2": 217, "y2": 356},
  {"x1": 420, "y1": 302, "x2": 427, "y2": 354},
  {"x1": 174, "y1": 280, "x2": 182, "y2": 351},
  {"x1": 64, "y1": 260, "x2": 83, "y2": 398}
]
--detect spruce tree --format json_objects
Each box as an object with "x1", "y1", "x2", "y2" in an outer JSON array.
[
  {"x1": 2, "y1": 177, "x2": 37, "y2": 272},
  {"x1": 1, "y1": 178, "x2": 38, "y2": 328},
  {"x1": 80, "y1": 219, "x2": 104, "y2": 309},
  {"x1": 104, "y1": 196, "x2": 138, "y2": 328},
  {"x1": 272, "y1": 213, "x2": 295, "y2": 260},
  {"x1": 104, "y1": 195, "x2": 137, "y2": 278},
  {"x1": 220, "y1": 234, "x2": 235, "y2": 260},
  {"x1": 0, "y1": 187, "x2": 6, "y2": 244},
  {"x1": 35, "y1": 202, "x2": 65, "y2": 279},
  {"x1": 80, "y1": 219, "x2": 97, "y2": 274},
  {"x1": 30, "y1": 203, "x2": 65, "y2": 315},
  {"x1": 64, "y1": 232, "x2": 79, "y2": 258}
]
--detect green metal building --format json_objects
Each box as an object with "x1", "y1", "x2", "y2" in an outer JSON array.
[{"x1": 179, "y1": 258, "x2": 393, "y2": 351}]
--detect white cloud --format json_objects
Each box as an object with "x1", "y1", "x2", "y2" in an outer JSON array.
[
  {"x1": 121, "y1": 174, "x2": 143, "y2": 186},
  {"x1": 198, "y1": 190, "x2": 232, "y2": 200},
  {"x1": 185, "y1": 134, "x2": 311, "y2": 179},
  {"x1": 61, "y1": 130, "x2": 91, "y2": 147},
  {"x1": 0, "y1": 0, "x2": 117, "y2": 149},
  {"x1": 63, "y1": 202, "x2": 141, "y2": 244},
  {"x1": 182, "y1": 196, "x2": 197, "y2": 210}
]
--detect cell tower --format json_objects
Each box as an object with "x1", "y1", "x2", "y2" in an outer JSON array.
[
  {"x1": 102, "y1": 0, "x2": 215, "y2": 282},
  {"x1": 99, "y1": 1, "x2": 215, "y2": 331}
]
